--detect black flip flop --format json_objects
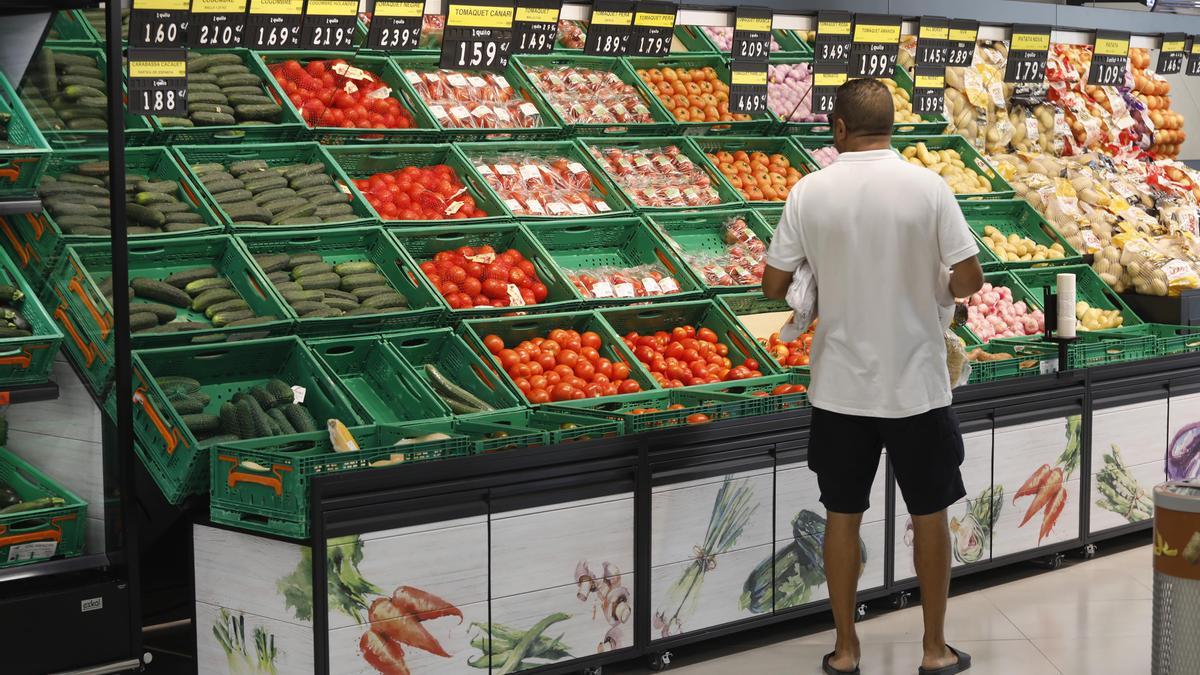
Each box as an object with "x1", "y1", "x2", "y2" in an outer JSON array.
[
  {"x1": 822, "y1": 652, "x2": 861, "y2": 675},
  {"x1": 917, "y1": 645, "x2": 972, "y2": 674}
]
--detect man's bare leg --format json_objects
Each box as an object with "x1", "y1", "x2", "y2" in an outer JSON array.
[
  {"x1": 824, "y1": 511, "x2": 864, "y2": 671},
  {"x1": 912, "y1": 510, "x2": 958, "y2": 670}
]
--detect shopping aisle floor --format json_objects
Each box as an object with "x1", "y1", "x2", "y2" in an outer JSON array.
[{"x1": 615, "y1": 541, "x2": 1153, "y2": 675}]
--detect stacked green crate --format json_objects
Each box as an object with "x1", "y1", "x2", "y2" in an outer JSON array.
[
  {"x1": 954, "y1": 271, "x2": 1047, "y2": 347},
  {"x1": 647, "y1": 207, "x2": 774, "y2": 293},
  {"x1": 581, "y1": 136, "x2": 743, "y2": 213},
  {"x1": 716, "y1": 292, "x2": 806, "y2": 370},
  {"x1": 307, "y1": 335, "x2": 453, "y2": 424},
  {"x1": 549, "y1": 388, "x2": 757, "y2": 433},
  {"x1": 692, "y1": 372, "x2": 811, "y2": 414},
  {"x1": 689, "y1": 136, "x2": 817, "y2": 204},
  {"x1": 381, "y1": 328, "x2": 527, "y2": 417},
  {"x1": 892, "y1": 135, "x2": 1015, "y2": 200},
  {"x1": 0, "y1": 446, "x2": 87, "y2": 568},
  {"x1": 0, "y1": 69, "x2": 50, "y2": 197},
  {"x1": 0, "y1": 245, "x2": 61, "y2": 386},
  {"x1": 45, "y1": 10, "x2": 100, "y2": 45},
  {"x1": 624, "y1": 55, "x2": 774, "y2": 136},
  {"x1": 960, "y1": 200, "x2": 1082, "y2": 270}
]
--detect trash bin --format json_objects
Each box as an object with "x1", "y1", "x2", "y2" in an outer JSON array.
[{"x1": 1152, "y1": 481, "x2": 1200, "y2": 674}]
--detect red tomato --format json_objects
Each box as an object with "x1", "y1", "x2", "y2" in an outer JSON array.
[
  {"x1": 686, "y1": 413, "x2": 711, "y2": 425},
  {"x1": 698, "y1": 327, "x2": 719, "y2": 343},
  {"x1": 619, "y1": 379, "x2": 641, "y2": 394},
  {"x1": 484, "y1": 335, "x2": 505, "y2": 355},
  {"x1": 529, "y1": 388, "x2": 551, "y2": 404}
]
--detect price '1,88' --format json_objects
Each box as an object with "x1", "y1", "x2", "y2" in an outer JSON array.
[
  {"x1": 140, "y1": 89, "x2": 178, "y2": 113},
  {"x1": 197, "y1": 24, "x2": 239, "y2": 46},
  {"x1": 457, "y1": 40, "x2": 502, "y2": 68},
  {"x1": 379, "y1": 26, "x2": 417, "y2": 48},
  {"x1": 257, "y1": 26, "x2": 296, "y2": 47},
  {"x1": 142, "y1": 22, "x2": 180, "y2": 45},
  {"x1": 310, "y1": 26, "x2": 353, "y2": 47}
]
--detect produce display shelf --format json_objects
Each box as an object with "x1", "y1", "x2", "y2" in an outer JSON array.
[
  {"x1": 0, "y1": 446, "x2": 87, "y2": 569},
  {"x1": 582, "y1": 136, "x2": 744, "y2": 213},
  {"x1": 236, "y1": 226, "x2": 444, "y2": 337},
  {"x1": 689, "y1": 136, "x2": 817, "y2": 205},
  {"x1": 691, "y1": 371, "x2": 810, "y2": 414},
  {"x1": 0, "y1": 69, "x2": 50, "y2": 198},
  {"x1": 1013, "y1": 265, "x2": 1144, "y2": 331},
  {"x1": 512, "y1": 54, "x2": 679, "y2": 137},
  {"x1": 548, "y1": 388, "x2": 759, "y2": 433},
  {"x1": 325, "y1": 143, "x2": 511, "y2": 227},
  {"x1": 307, "y1": 335, "x2": 453, "y2": 425},
  {"x1": 955, "y1": 270, "x2": 1046, "y2": 347},
  {"x1": 690, "y1": 25, "x2": 811, "y2": 57},
  {"x1": 891, "y1": 135, "x2": 1016, "y2": 201},
  {"x1": 379, "y1": 328, "x2": 528, "y2": 417},
  {"x1": 959, "y1": 200, "x2": 1082, "y2": 270},
  {"x1": 1093, "y1": 323, "x2": 1200, "y2": 358},
  {"x1": 964, "y1": 341, "x2": 1060, "y2": 384},
  {"x1": 646, "y1": 207, "x2": 774, "y2": 293},
  {"x1": 253, "y1": 50, "x2": 442, "y2": 145},
  {"x1": 624, "y1": 55, "x2": 775, "y2": 137},
  {"x1": 525, "y1": 216, "x2": 706, "y2": 305},
  {"x1": 480, "y1": 408, "x2": 624, "y2": 444}
]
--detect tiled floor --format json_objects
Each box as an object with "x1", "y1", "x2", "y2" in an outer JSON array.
[{"x1": 619, "y1": 543, "x2": 1154, "y2": 675}]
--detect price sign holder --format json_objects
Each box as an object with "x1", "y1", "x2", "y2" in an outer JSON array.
[
  {"x1": 731, "y1": 6, "x2": 773, "y2": 64},
  {"x1": 813, "y1": 9, "x2": 852, "y2": 67},
  {"x1": 849, "y1": 13, "x2": 901, "y2": 79},
  {"x1": 947, "y1": 18, "x2": 978, "y2": 68},
  {"x1": 244, "y1": 0, "x2": 303, "y2": 49},
  {"x1": 728, "y1": 59, "x2": 768, "y2": 114},
  {"x1": 1003, "y1": 24, "x2": 1051, "y2": 85},
  {"x1": 131, "y1": 0, "x2": 191, "y2": 49},
  {"x1": 912, "y1": 66, "x2": 945, "y2": 117},
  {"x1": 512, "y1": 0, "x2": 562, "y2": 55},
  {"x1": 1187, "y1": 37, "x2": 1200, "y2": 77},
  {"x1": 189, "y1": 0, "x2": 247, "y2": 48},
  {"x1": 584, "y1": 0, "x2": 634, "y2": 56},
  {"x1": 628, "y1": 1, "x2": 677, "y2": 58},
  {"x1": 1087, "y1": 29, "x2": 1130, "y2": 87},
  {"x1": 367, "y1": 0, "x2": 423, "y2": 51},
  {"x1": 1158, "y1": 33, "x2": 1186, "y2": 76},
  {"x1": 812, "y1": 62, "x2": 847, "y2": 116},
  {"x1": 129, "y1": 48, "x2": 188, "y2": 117},
  {"x1": 915, "y1": 16, "x2": 948, "y2": 68},
  {"x1": 301, "y1": 0, "x2": 358, "y2": 49},
  {"x1": 440, "y1": 0, "x2": 515, "y2": 71}
]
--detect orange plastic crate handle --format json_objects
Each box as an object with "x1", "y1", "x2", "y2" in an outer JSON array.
[
  {"x1": 218, "y1": 455, "x2": 290, "y2": 496},
  {"x1": 54, "y1": 306, "x2": 95, "y2": 366},
  {"x1": 133, "y1": 386, "x2": 180, "y2": 456}
]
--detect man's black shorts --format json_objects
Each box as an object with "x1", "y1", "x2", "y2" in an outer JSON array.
[{"x1": 807, "y1": 405, "x2": 966, "y2": 516}]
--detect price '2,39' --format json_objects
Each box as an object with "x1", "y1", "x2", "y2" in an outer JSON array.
[{"x1": 377, "y1": 25, "x2": 419, "y2": 49}]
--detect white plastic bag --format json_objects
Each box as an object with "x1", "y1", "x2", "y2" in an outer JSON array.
[{"x1": 780, "y1": 262, "x2": 816, "y2": 342}]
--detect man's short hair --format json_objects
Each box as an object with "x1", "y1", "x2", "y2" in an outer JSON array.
[{"x1": 831, "y1": 78, "x2": 894, "y2": 137}]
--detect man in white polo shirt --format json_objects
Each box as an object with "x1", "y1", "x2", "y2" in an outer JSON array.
[{"x1": 763, "y1": 78, "x2": 984, "y2": 675}]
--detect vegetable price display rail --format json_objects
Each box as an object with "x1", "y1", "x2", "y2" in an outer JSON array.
[{"x1": 196, "y1": 348, "x2": 1199, "y2": 675}]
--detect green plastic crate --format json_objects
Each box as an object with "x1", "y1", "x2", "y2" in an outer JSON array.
[
  {"x1": 77, "y1": 7, "x2": 127, "y2": 44},
  {"x1": 0, "y1": 446, "x2": 87, "y2": 568},
  {"x1": 525, "y1": 217, "x2": 705, "y2": 305},
  {"x1": 623, "y1": 55, "x2": 774, "y2": 136},
  {"x1": 581, "y1": 136, "x2": 744, "y2": 213},
  {"x1": 325, "y1": 143, "x2": 510, "y2": 226},
  {"x1": 892, "y1": 135, "x2": 1015, "y2": 200},
  {"x1": 477, "y1": 408, "x2": 623, "y2": 444},
  {"x1": 120, "y1": 336, "x2": 367, "y2": 504},
  {"x1": 387, "y1": 414, "x2": 548, "y2": 454},
  {"x1": 689, "y1": 25, "x2": 810, "y2": 56},
  {"x1": 32, "y1": 146, "x2": 224, "y2": 253},
  {"x1": 1013, "y1": 265, "x2": 1143, "y2": 332},
  {"x1": 963, "y1": 341, "x2": 1059, "y2": 384},
  {"x1": 548, "y1": 388, "x2": 756, "y2": 434},
  {"x1": 715, "y1": 292, "x2": 806, "y2": 371},
  {"x1": 460, "y1": 309, "x2": 660, "y2": 402},
  {"x1": 0, "y1": 214, "x2": 55, "y2": 289},
  {"x1": 692, "y1": 371, "x2": 810, "y2": 414},
  {"x1": 381, "y1": 327, "x2": 526, "y2": 417},
  {"x1": 954, "y1": 271, "x2": 1046, "y2": 347},
  {"x1": 46, "y1": 9, "x2": 100, "y2": 45},
  {"x1": 236, "y1": 227, "x2": 444, "y2": 337},
  {"x1": 753, "y1": 204, "x2": 783, "y2": 229},
  {"x1": 390, "y1": 54, "x2": 563, "y2": 142},
  {"x1": 688, "y1": 136, "x2": 817, "y2": 205},
  {"x1": 992, "y1": 332, "x2": 1157, "y2": 370},
  {"x1": 150, "y1": 49, "x2": 307, "y2": 145},
  {"x1": 174, "y1": 142, "x2": 375, "y2": 230},
  {"x1": 512, "y1": 54, "x2": 678, "y2": 137},
  {"x1": 0, "y1": 69, "x2": 50, "y2": 197},
  {"x1": 209, "y1": 424, "x2": 471, "y2": 539},
  {"x1": 253, "y1": 50, "x2": 442, "y2": 144},
  {"x1": 789, "y1": 134, "x2": 837, "y2": 169},
  {"x1": 19, "y1": 45, "x2": 154, "y2": 148},
  {"x1": 307, "y1": 336, "x2": 452, "y2": 424},
  {"x1": 48, "y1": 235, "x2": 292, "y2": 396},
  {"x1": 646, "y1": 207, "x2": 774, "y2": 293},
  {"x1": 959, "y1": 200, "x2": 1082, "y2": 270},
  {"x1": 598, "y1": 299, "x2": 780, "y2": 387},
  {"x1": 457, "y1": 139, "x2": 632, "y2": 220},
  {"x1": 0, "y1": 246, "x2": 61, "y2": 386},
  {"x1": 1094, "y1": 324, "x2": 1200, "y2": 358},
  {"x1": 392, "y1": 224, "x2": 580, "y2": 318}
]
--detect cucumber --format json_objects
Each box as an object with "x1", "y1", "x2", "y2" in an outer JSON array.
[
  {"x1": 295, "y1": 184, "x2": 340, "y2": 199},
  {"x1": 171, "y1": 396, "x2": 206, "y2": 415},
  {"x1": 254, "y1": 253, "x2": 291, "y2": 274},
  {"x1": 283, "y1": 404, "x2": 318, "y2": 433},
  {"x1": 230, "y1": 160, "x2": 269, "y2": 176},
  {"x1": 192, "y1": 111, "x2": 236, "y2": 126},
  {"x1": 182, "y1": 414, "x2": 222, "y2": 436},
  {"x1": 323, "y1": 296, "x2": 360, "y2": 312},
  {"x1": 340, "y1": 273, "x2": 389, "y2": 291},
  {"x1": 213, "y1": 189, "x2": 255, "y2": 205},
  {"x1": 132, "y1": 302, "x2": 178, "y2": 323},
  {"x1": 193, "y1": 288, "x2": 239, "y2": 312},
  {"x1": 289, "y1": 173, "x2": 333, "y2": 189},
  {"x1": 218, "y1": 73, "x2": 263, "y2": 88},
  {"x1": 302, "y1": 306, "x2": 343, "y2": 318},
  {"x1": 62, "y1": 84, "x2": 104, "y2": 99},
  {"x1": 243, "y1": 174, "x2": 289, "y2": 194},
  {"x1": 251, "y1": 188, "x2": 298, "y2": 206},
  {"x1": 227, "y1": 316, "x2": 277, "y2": 328},
  {"x1": 267, "y1": 408, "x2": 297, "y2": 435},
  {"x1": 309, "y1": 191, "x2": 351, "y2": 207},
  {"x1": 203, "y1": 177, "x2": 245, "y2": 194},
  {"x1": 222, "y1": 202, "x2": 272, "y2": 223},
  {"x1": 333, "y1": 261, "x2": 378, "y2": 276},
  {"x1": 183, "y1": 277, "x2": 230, "y2": 296},
  {"x1": 163, "y1": 211, "x2": 204, "y2": 224},
  {"x1": 205, "y1": 298, "x2": 250, "y2": 318},
  {"x1": 288, "y1": 300, "x2": 328, "y2": 314},
  {"x1": 127, "y1": 226, "x2": 160, "y2": 235},
  {"x1": 59, "y1": 75, "x2": 107, "y2": 89},
  {"x1": 130, "y1": 311, "x2": 160, "y2": 332},
  {"x1": 273, "y1": 281, "x2": 302, "y2": 294},
  {"x1": 235, "y1": 104, "x2": 283, "y2": 121},
  {"x1": 198, "y1": 170, "x2": 236, "y2": 183},
  {"x1": 267, "y1": 271, "x2": 290, "y2": 284},
  {"x1": 362, "y1": 292, "x2": 408, "y2": 310},
  {"x1": 45, "y1": 202, "x2": 99, "y2": 217},
  {"x1": 270, "y1": 203, "x2": 318, "y2": 225},
  {"x1": 164, "y1": 266, "x2": 219, "y2": 288},
  {"x1": 187, "y1": 91, "x2": 229, "y2": 105},
  {"x1": 212, "y1": 309, "x2": 255, "y2": 327},
  {"x1": 55, "y1": 215, "x2": 108, "y2": 229},
  {"x1": 315, "y1": 203, "x2": 354, "y2": 219},
  {"x1": 126, "y1": 203, "x2": 167, "y2": 226},
  {"x1": 283, "y1": 163, "x2": 325, "y2": 181},
  {"x1": 321, "y1": 288, "x2": 357, "y2": 302},
  {"x1": 221, "y1": 85, "x2": 266, "y2": 96},
  {"x1": 132, "y1": 277, "x2": 192, "y2": 308},
  {"x1": 188, "y1": 82, "x2": 222, "y2": 93},
  {"x1": 188, "y1": 72, "x2": 219, "y2": 85},
  {"x1": 189, "y1": 103, "x2": 236, "y2": 117},
  {"x1": 291, "y1": 261, "x2": 333, "y2": 279},
  {"x1": 53, "y1": 52, "x2": 98, "y2": 68},
  {"x1": 282, "y1": 290, "x2": 325, "y2": 304},
  {"x1": 296, "y1": 273, "x2": 341, "y2": 291},
  {"x1": 351, "y1": 285, "x2": 395, "y2": 301},
  {"x1": 263, "y1": 196, "x2": 309, "y2": 215},
  {"x1": 227, "y1": 94, "x2": 274, "y2": 106},
  {"x1": 426, "y1": 364, "x2": 495, "y2": 412},
  {"x1": 165, "y1": 222, "x2": 208, "y2": 233},
  {"x1": 208, "y1": 64, "x2": 251, "y2": 76},
  {"x1": 134, "y1": 191, "x2": 176, "y2": 206},
  {"x1": 189, "y1": 53, "x2": 244, "y2": 72},
  {"x1": 287, "y1": 253, "x2": 323, "y2": 266},
  {"x1": 137, "y1": 180, "x2": 179, "y2": 194}
]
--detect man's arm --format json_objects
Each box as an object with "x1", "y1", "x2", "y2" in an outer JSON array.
[
  {"x1": 948, "y1": 255, "x2": 984, "y2": 299},
  {"x1": 762, "y1": 264, "x2": 792, "y2": 300}
]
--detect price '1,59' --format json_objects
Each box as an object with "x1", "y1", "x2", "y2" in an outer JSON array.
[
  {"x1": 141, "y1": 89, "x2": 178, "y2": 113},
  {"x1": 519, "y1": 31, "x2": 553, "y2": 52},
  {"x1": 310, "y1": 26, "x2": 352, "y2": 47},
  {"x1": 143, "y1": 22, "x2": 180, "y2": 45},
  {"x1": 457, "y1": 40, "x2": 502, "y2": 68},
  {"x1": 257, "y1": 26, "x2": 296, "y2": 47},
  {"x1": 378, "y1": 26, "x2": 417, "y2": 48},
  {"x1": 197, "y1": 24, "x2": 239, "y2": 46}
]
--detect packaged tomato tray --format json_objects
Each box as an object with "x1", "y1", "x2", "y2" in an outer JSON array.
[
  {"x1": 460, "y1": 144, "x2": 620, "y2": 218},
  {"x1": 399, "y1": 65, "x2": 546, "y2": 132},
  {"x1": 522, "y1": 60, "x2": 660, "y2": 127},
  {"x1": 588, "y1": 142, "x2": 726, "y2": 209},
  {"x1": 566, "y1": 266, "x2": 684, "y2": 300}
]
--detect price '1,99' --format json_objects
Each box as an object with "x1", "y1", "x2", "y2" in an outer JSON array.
[
  {"x1": 256, "y1": 25, "x2": 296, "y2": 47},
  {"x1": 140, "y1": 89, "x2": 179, "y2": 113},
  {"x1": 456, "y1": 40, "x2": 506, "y2": 68},
  {"x1": 914, "y1": 95, "x2": 943, "y2": 114},
  {"x1": 855, "y1": 53, "x2": 895, "y2": 77},
  {"x1": 196, "y1": 24, "x2": 239, "y2": 46}
]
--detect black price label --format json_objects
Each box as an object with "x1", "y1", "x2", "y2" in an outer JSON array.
[
  {"x1": 812, "y1": 62, "x2": 847, "y2": 115},
  {"x1": 915, "y1": 16, "x2": 948, "y2": 68},
  {"x1": 849, "y1": 13, "x2": 901, "y2": 79},
  {"x1": 728, "y1": 60, "x2": 768, "y2": 114},
  {"x1": 440, "y1": 0, "x2": 515, "y2": 71},
  {"x1": 912, "y1": 67, "x2": 945, "y2": 116},
  {"x1": 730, "y1": 6, "x2": 773, "y2": 63},
  {"x1": 1157, "y1": 33, "x2": 1186, "y2": 75},
  {"x1": 131, "y1": 0, "x2": 191, "y2": 49},
  {"x1": 1087, "y1": 30, "x2": 1129, "y2": 87},
  {"x1": 512, "y1": 0, "x2": 561, "y2": 54},
  {"x1": 628, "y1": 1, "x2": 676, "y2": 58},
  {"x1": 244, "y1": 0, "x2": 303, "y2": 49},
  {"x1": 1187, "y1": 38, "x2": 1200, "y2": 77},
  {"x1": 947, "y1": 19, "x2": 978, "y2": 67},
  {"x1": 813, "y1": 10, "x2": 852, "y2": 66},
  {"x1": 367, "y1": 1, "x2": 423, "y2": 51},
  {"x1": 1004, "y1": 24, "x2": 1050, "y2": 85},
  {"x1": 302, "y1": 0, "x2": 358, "y2": 49},
  {"x1": 584, "y1": 0, "x2": 633, "y2": 56},
  {"x1": 129, "y1": 48, "x2": 188, "y2": 117},
  {"x1": 189, "y1": 0, "x2": 247, "y2": 47}
]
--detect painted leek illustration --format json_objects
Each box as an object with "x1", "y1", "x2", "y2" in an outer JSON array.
[{"x1": 212, "y1": 607, "x2": 279, "y2": 674}]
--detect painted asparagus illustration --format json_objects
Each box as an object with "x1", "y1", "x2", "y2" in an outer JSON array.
[{"x1": 1096, "y1": 444, "x2": 1154, "y2": 523}]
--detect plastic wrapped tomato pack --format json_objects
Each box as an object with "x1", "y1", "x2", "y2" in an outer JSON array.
[
  {"x1": 526, "y1": 65, "x2": 656, "y2": 126},
  {"x1": 664, "y1": 216, "x2": 767, "y2": 287},
  {"x1": 467, "y1": 152, "x2": 613, "y2": 217},
  {"x1": 566, "y1": 265, "x2": 683, "y2": 299},
  {"x1": 402, "y1": 68, "x2": 544, "y2": 130},
  {"x1": 589, "y1": 144, "x2": 722, "y2": 208}
]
